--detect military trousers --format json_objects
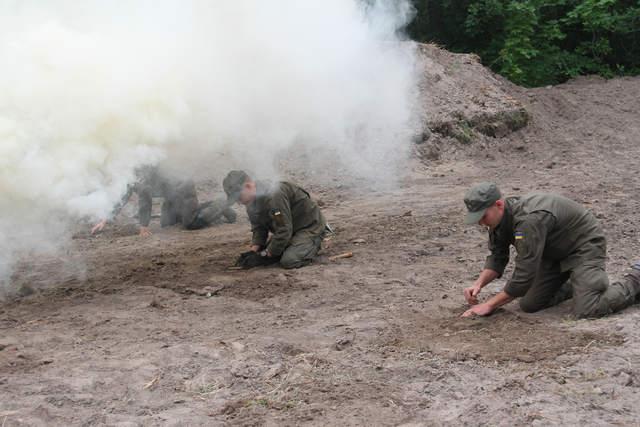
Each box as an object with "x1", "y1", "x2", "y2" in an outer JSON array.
[
  {"x1": 519, "y1": 246, "x2": 640, "y2": 318},
  {"x1": 185, "y1": 199, "x2": 237, "y2": 230},
  {"x1": 160, "y1": 180, "x2": 200, "y2": 228},
  {"x1": 159, "y1": 182, "x2": 235, "y2": 230},
  {"x1": 279, "y1": 229, "x2": 325, "y2": 269}
]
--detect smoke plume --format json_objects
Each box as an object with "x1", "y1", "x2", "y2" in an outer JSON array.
[{"x1": 0, "y1": 0, "x2": 421, "y2": 285}]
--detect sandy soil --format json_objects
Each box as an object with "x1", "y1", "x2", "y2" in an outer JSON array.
[{"x1": 1, "y1": 50, "x2": 640, "y2": 425}]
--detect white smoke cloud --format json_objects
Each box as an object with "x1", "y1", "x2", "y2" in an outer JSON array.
[{"x1": 0, "y1": 0, "x2": 421, "y2": 286}]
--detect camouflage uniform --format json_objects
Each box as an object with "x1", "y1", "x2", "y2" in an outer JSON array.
[
  {"x1": 246, "y1": 181, "x2": 327, "y2": 269},
  {"x1": 486, "y1": 193, "x2": 640, "y2": 318},
  {"x1": 112, "y1": 167, "x2": 235, "y2": 230}
]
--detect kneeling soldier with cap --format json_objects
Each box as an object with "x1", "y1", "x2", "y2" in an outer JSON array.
[
  {"x1": 223, "y1": 170, "x2": 328, "y2": 269},
  {"x1": 92, "y1": 166, "x2": 236, "y2": 236},
  {"x1": 461, "y1": 182, "x2": 640, "y2": 319}
]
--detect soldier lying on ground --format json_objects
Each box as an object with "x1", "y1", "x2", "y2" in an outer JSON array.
[
  {"x1": 92, "y1": 166, "x2": 236, "y2": 237},
  {"x1": 461, "y1": 182, "x2": 640, "y2": 319},
  {"x1": 222, "y1": 170, "x2": 330, "y2": 269}
]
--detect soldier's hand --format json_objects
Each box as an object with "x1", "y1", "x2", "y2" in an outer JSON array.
[
  {"x1": 461, "y1": 302, "x2": 493, "y2": 317},
  {"x1": 235, "y1": 251, "x2": 279, "y2": 269},
  {"x1": 249, "y1": 245, "x2": 262, "y2": 252},
  {"x1": 139, "y1": 226, "x2": 152, "y2": 237},
  {"x1": 235, "y1": 251, "x2": 256, "y2": 268},
  {"x1": 236, "y1": 251, "x2": 263, "y2": 269},
  {"x1": 91, "y1": 219, "x2": 107, "y2": 235},
  {"x1": 463, "y1": 284, "x2": 482, "y2": 305}
]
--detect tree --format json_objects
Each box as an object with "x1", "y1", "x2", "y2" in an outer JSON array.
[{"x1": 408, "y1": 0, "x2": 640, "y2": 86}]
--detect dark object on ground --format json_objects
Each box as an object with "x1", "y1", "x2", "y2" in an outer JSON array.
[{"x1": 235, "y1": 251, "x2": 280, "y2": 269}]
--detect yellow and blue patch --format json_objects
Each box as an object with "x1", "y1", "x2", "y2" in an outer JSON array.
[
  {"x1": 270, "y1": 209, "x2": 285, "y2": 226},
  {"x1": 514, "y1": 231, "x2": 525, "y2": 240}
]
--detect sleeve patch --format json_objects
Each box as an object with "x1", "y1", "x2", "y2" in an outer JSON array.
[
  {"x1": 270, "y1": 209, "x2": 285, "y2": 226},
  {"x1": 514, "y1": 231, "x2": 525, "y2": 240}
]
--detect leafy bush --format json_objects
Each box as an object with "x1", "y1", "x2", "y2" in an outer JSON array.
[{"x1": 408, "y1": 0, "x2": 640, "y2": 86}]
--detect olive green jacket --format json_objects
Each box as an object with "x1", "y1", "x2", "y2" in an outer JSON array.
[
  {"x1": 246, "y1": 181, "x2": 326, "y2": 257},
  {"x1": 485, "y1": 193, "x2": 605, "y2": 297},
  {"x1": 111, "y1": 168, "x2": 182, "y2": 226}
]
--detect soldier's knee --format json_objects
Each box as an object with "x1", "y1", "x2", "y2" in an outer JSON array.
[
  {"x1": 280, "y1": 236, "x2": 321, "y2": 269},
  {"x1": 519, "y1": 298, "x2": 545, "y2": 313},
  {"x1": 280, "y1": 255, "x2": 303, "y2": 269},
  {"x1": 280, "y1": 250, "x2": 311, "y2": 269},
  {"x1": 281, "y1": 260, "x2": 298, "y2": 269}
]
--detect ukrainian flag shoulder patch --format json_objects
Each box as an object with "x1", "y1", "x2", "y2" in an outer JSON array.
[{"x1": 515, "y1": 231, "x2": 525, "y2": 240}]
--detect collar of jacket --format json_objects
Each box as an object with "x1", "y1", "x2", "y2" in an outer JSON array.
[
  {"x1": 251, "y1": 180, "x2": 274, "y2": 212},
  {"x1": 493, "y1": 196, "x2": 517, "y2": 234}
]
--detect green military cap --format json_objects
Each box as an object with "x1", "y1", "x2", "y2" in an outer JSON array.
[
  {"x1": 463, "y1": 182, "x2": 502, "y2": 224},
  {"x1": 223, "y1": 170, "x2": 250, "y2": 204}
]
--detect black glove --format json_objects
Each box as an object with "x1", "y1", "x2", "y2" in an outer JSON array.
[
  {"x1": 235, "y1": 251, "x2": 280, "y2": 269},
  {"x1": 235, "y1": 251, "x2": 257, "y2": 267}
]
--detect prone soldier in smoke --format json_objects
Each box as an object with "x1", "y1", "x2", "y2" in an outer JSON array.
[
  {"x1": 461, "y1": 182, "x2": 640, "y2": 319},
  {"x1": 223, "y1": 170, "x2": 329, "y2": 269},
  {"x1": 92, "y1": 166, "x2": 236, "y2": 236}
]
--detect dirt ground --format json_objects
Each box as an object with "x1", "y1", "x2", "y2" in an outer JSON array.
[{"x1": 1, "y1": 49, "x2": 640, "y2": 425}]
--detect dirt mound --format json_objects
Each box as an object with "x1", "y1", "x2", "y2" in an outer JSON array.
[{"x1": 416, "y1": 43, "x2": 529, "y2": 150}]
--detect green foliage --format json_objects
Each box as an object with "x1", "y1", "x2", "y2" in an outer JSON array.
[{"x1": 408, "y1": 0, "x2": 640, "y2": 86}]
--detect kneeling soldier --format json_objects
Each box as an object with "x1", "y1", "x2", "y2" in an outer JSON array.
[
  {"x1": 223, "y1": 170, "x2": 327, "y2": 269},
  {"x1": 92, "y1": 166, "x2": 236, "y2": 236},
  {"x1": 461, "y1": 182, "x2": 640, "y2": 319}
]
